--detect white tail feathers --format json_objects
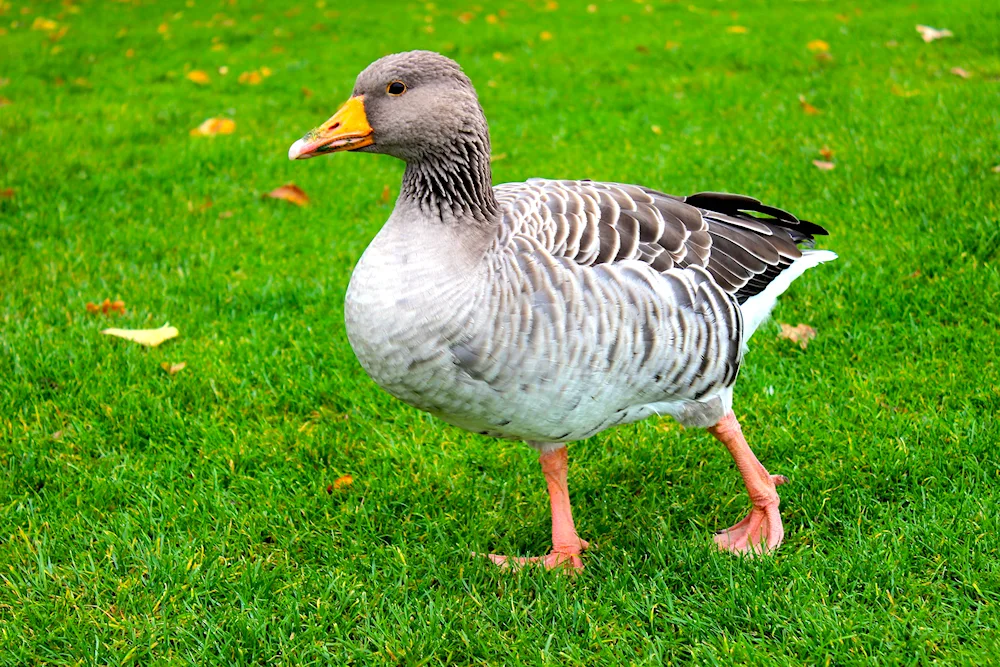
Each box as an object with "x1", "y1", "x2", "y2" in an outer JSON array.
[{"x1": 739, "y1": 249, "x2": 837, "y2": 345}]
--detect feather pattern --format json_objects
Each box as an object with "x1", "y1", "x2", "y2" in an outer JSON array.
[{"x1": 345, "y1": 178, "x2": 833, "y2": 443}]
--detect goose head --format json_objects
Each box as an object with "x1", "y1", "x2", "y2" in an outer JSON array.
[{"x1": 288, "y1": 50, "x2": 490, "y2": 164}]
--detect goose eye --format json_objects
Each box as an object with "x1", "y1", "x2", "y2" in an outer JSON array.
[{"x1": 387, "y1": 81, "x2": 406, "y2": 96}]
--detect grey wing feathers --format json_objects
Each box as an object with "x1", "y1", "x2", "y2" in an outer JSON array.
[{"x1": 496, "y1": 180, "x2": 828, "y2": 305}]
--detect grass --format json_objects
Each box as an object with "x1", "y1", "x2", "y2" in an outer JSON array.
[{"x1": 2, "y1": 0, "x2": 999, "y2": 663}]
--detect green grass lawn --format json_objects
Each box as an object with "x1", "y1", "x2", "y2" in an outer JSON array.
[{"x1": 2, "y1": 0, "x2": 999, "y2": 663}]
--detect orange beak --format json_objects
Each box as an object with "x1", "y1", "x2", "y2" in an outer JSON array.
[{"x1": 288, "y1": 96, "x2": 374, "y2": 160}]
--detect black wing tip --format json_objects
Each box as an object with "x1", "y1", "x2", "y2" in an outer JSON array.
[{"x1": 684, "y1": 191, "x2": 829, "y2": 237}]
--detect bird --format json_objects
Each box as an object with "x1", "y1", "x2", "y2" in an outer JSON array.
[{"x1": 288, "y1": 50, "x2": 836, "y2": 570}]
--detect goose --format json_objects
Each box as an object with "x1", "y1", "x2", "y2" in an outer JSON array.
[{"x1": 288, "y1": 50, "x2": 836, "y2": 570}]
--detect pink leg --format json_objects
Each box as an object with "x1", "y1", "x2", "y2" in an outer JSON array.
[
  {"x1": 486, "y1": 446, "x2": 589, "y2": 572},
  {"x1": 709, "y1": 412, "x2": 787, "y2": 556}
]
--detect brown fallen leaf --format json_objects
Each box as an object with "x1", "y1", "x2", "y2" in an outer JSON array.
[
  {"x1": 48, "y1": 25, "x2": 69, "y2": 43},
  {"x1": 778, "y1": 322, "x2": 817, "y2": 349},
  {"x1": 266, "y1": 183, "x2": 309, "y2": 206},
  {"x1": 814, "y1": 52, "x2": 834, "y2": 63},
  {"x1": 813, "y1": 160, "x2": 835, "y2": 171},
  {"x1": 160, "y1": 361, "x2": 187, "y2": 375},
  {"x1": 798, "y1": 94, "x2": 821, "y2": 115},
  {"x1": 0, "y1": 97, "x2": 12, "y2": 107},
  {"x1": 726, "y1": 25, "x2": 748, "y2": 34},
  {"x1": 819, "y1": 146, "x2": 834, "y2": 160},
  {"x1": 301, "y1": 87, "x2": 313, "y2": 98},
  {"x1": 101, "y1": 323, "x2": 179, "y2": 347},
  {"x1": 0, "y1": 188, "x2": 14, "y2": 198},
  {"x1": 190, "y1": 118, "x2": 235, "y2": 136},
  {"x1": 332, "y1": 474, "x2": 353, "y2": 490},
  {"x1": 86, "y1": 298, "x2": 126, "y2": 315},
  {"x1": 379, "y1": 184, "x2": 391, "y2": 205},
  {"x1": 916, "y1": 25, "x2": 952, "y2": 43},
  {"x1": 187, "y1": 70, "x2": 210, "y2": 84},
  {"x1": 238, "y1": 71, "x2": 262, "y2": 85},
  {"x1": 807, "y1": 39, "x2": 829, "y2": 52},
  {"x1": 950, "y1": 67, "x2": 971, "y2": 79},
  {"x1": 187, "y1": 198, "x2": 213, "y2": 213},
  {"x1": 218, "y1": 210, "x2": 234, "y2": 219}
]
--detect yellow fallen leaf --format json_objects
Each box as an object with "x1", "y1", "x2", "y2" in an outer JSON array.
[
  {"x1": 187, "y1": 70, "x2": 210, "y2": 84},
  {"x1": 32, "y1": 17, "x2": 59, "y2": 31},
  {"x1": 102, "y1": 323, "x2": 179, "y2": 347},
  {"x1": 540, "y1": 30, "x2": 552, "y2": 40},
  {"x1": 916, "y1": 25, "x2": 952, "y2": 43},
  {"x1": 891, "y1": 84, "x2": 920, "y2": 98},
  {"x1": 266, "y1": 183, "x2": 309, "y2": 206},
  {"x1": 992, "y1": 165, "x2": 1000, "y2": 174},
  {"x1": 0, "y1": 97, "x2": 11, "y2": 107},
  {"x1": 798, "y1": 94, "x2": 821, "y2": 115},
  {"x1": 778, "y1": 322, "x2": 817, "y2": 349},
  {"x1": 950, "y1": 67, "x2": 971, "y2": 79},
  {"x1": 190, "y1": 118, "x2": 235, "y2": 136},
  {"x1": 726, "y1": 25, "x2": 748, "y2": 34},
  {"x1": 819, "y1": 146, "x2": 834, "y2": 160},
  {"x1": 651, "y1": 125, "x2": 662, "y2": 135},
  {"x1": 486, "y1": 14, "x2": 498, "y2": 24},
  {"x1": 332, "y1": 474, "x2": 353, "y2": 490},
  {"x1": 157, "y1": 22, "x2": 169, "y2": 34},
  {"x1": 812, "y1": 160, "x2": 835, "y2": 171},
  {"x1": 160, "y1": 361, "x2": 187, "y2": 375},
  {"x1": 807, "y1": 39, "x2": 829, "y2": 52},
  {"x1": 587, "y1": 4, "x2": 597, "y2": 13}
]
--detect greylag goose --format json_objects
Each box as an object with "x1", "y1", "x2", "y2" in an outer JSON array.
[{"x1": 289, "y1": 51, "x2": 836, "y2": 570}]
